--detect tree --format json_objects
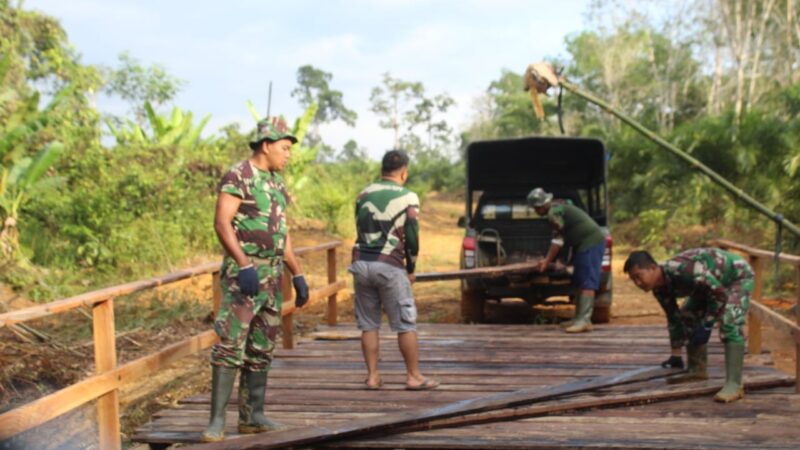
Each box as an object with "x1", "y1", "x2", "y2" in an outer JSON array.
[
  {"x1": 338, "y1": 139, "x2": 367, "y2": 162},
  {"x1": 292, "y1": 65, "x2": 357, "y2": 126},
  {"x1": 103, "y1": 51, "x2": 186, "y2": 125},
  {"x1": 369, "y1": 72, "x2": 424, "y2": 148},
  {"x1": 0, "y1": 0, "x2": 102, "y2": 152},
  {"x1": 408, "y1": 93, "x2": 455, "y2": 153},
  {"x1": 291, "y1": 65, "x2": 356, "y2": 149}
]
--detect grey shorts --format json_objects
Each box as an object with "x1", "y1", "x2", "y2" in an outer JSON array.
[{"x1": 349, "y1": 260, "x2": 417, "y2": 333}]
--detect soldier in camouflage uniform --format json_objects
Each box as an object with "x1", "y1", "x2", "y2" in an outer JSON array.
[
  {"x1": 527, "y1": 188, "x2": 607, "y2": 333},
  {"x1": 202, "y1": 117, "x2": 310, "y2": 442},
  {"x1": 624, "y1": 248, "x2": 754, "y2": 403},
  {"x1": 349, "y1": 150, "x2": 439, "y2": 391}
]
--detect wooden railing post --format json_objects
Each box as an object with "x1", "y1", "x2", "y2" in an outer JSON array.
[
  {"x1": 92, "y1": 298, "x2": 120, "y2": 450},
  {"x1": 212, "y1": 271, "x2": 222, "y2": 317},
  {"x1": 281, "y1": 272, "x2": 294, "y2": 350},
  {"x1": 795, "y1": 264, "x2": 799, "y2": 394},
  {"x1": 327, "y1": 247, "x2": 338, "y2": 326},
  {"x1": 748, "y1": 256, "x2": 764, "y2": 356}
]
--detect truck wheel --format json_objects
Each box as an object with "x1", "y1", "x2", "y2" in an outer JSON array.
[
  {"x1": 461, "y1": 290, "x2": 486, "y2": 323},
  {"x1": 592, "y1": 305, "x2": 612, "y2": 324}
]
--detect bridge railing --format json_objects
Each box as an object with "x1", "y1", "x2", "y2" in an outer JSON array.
[
  {"x1": 0, "y1": 240, "x2": 345, "y2": 449},
  {"x1": 711, "y1": 238, "x2": 800, "y2": 393}
]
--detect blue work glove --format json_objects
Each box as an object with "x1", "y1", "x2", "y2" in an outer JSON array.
[
  {"x1": 293, "y1": 275, "x2": 310, "y2": 308},
  {"x1": 238, "y1": 265, "x2": 260, "y2": 297},
  {"x1": 689, "y1": 323, "x2": 713, "y2": 346},
  {"x1": 661, "y1": 356, "x2": 684, "y2": 369}
]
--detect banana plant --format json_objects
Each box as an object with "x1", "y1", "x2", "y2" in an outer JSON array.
[
  {"x1": 105, "y1": 101, "x2": 213, "y2": 149},
  {"x1": 0, "y1": 142, "x2": 64, "y2": 260},
  {"x1": 0, "y1": 52, "x2": 72, "y2": 262}
]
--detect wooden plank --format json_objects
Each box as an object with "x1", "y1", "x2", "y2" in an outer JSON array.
[
  {"x1": 280, "y1": 280, "x2": 346, "y2": 317},
  {"x1": 0, "y1": 262, "x2": 221, "y2": 328},
  {"x1": 281, "y1": 272, "x2": 294, "y2": 350},
  {"x1": 393, "y1": 373, "x2": 794, "y2": 434},
  {"x1": 327, "y1": 247, "x2": 337, "y2": 326},
  {"x1": 294, "y1": 241, "x2": 342, "y2": 257},
  {"x1": 0, "y1": 241, "x2": 342, "y2": 328},
  {"x1": 748, "y1": 255, "x2": 763, "y2": 355},
  {"x1": 182, "y1": 366, "x2": 680, "y2": 450},
  {"x1": 93, "y1": 298, "x2": 120, "y2": 450},
  {"x1": 415, "y1": 260, "x2": 548, "y2": 282},
  {"x1": 796, "y1": 264, "x2": 800, "y2": 394},
  {"x1": 0, "y1": 330, "x2": 217, "y2": 440},
  {"x1": 711, "y1": 238, "x2": 800, "y2": 265}
]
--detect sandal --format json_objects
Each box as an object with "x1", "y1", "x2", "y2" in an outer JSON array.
[{"x1": 405, "y1": 378, "x2": 440, "y2": 391}]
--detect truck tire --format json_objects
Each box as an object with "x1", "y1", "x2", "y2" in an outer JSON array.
[
  {"x1": 592, "y1": 305, "x2": 611, "y2": 324},
  {"x1": 461, "y1": 290, "x2": 486, "y2": 323}
]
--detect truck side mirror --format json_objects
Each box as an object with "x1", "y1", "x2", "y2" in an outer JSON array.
[{"x1": 457, "y1": 216, "x2": 468, "y2": 228}]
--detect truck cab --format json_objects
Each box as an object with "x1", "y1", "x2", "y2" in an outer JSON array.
[{"x1": 458, "y1": 136, "x2": 612, "y2": 323}]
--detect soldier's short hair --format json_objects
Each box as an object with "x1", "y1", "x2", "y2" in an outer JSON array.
[
  {"x1": 381, "y1": 150, "x2": 409, "y2": 174},
  {"x1": 624, "y1": 250, "x2": 658, "y2": 273}
]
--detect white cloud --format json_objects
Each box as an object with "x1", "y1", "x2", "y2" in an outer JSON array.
[{"x1": 28, "y1": 0, "x2": 160, "y2": 31}]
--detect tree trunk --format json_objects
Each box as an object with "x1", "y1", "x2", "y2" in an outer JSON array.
[
  {"x1": 746, "y1": 0, "x2": 776, "y2": 108},
  {"x1": 720, "y1": 0, "x2": 756, "y2": 125}
]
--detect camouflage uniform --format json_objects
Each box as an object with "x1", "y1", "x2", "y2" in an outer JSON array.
[
  {"x1": 653, "y1": 248, "x2": 754, "y2": 347},
  {"x1": 212, "y1": 160, "x2": 291, "y2": 371}
]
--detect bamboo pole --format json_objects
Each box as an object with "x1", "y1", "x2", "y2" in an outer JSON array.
[{"x1": 558, "y1": 78, "x2": 800, "y2": 239}]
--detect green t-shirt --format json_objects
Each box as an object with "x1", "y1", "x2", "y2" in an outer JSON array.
[
  {"x1": 547, "y1": 203, "x2": 605, "y2": 252},
  {"x1": 352, "y1": 180, "x2": 420, "y2": 273}
]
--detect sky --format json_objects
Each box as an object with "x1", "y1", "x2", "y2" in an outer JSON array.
[{"x1": 27, "y1": 0, "x2": 592, "y2": 159}]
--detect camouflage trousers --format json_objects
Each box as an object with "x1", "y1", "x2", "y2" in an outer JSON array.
[
  {"x1": 211, "y1": 256, "x2": 284, "y2": 371},
  {"x1": 670, "y1": 277, "x2": 753, "y2": 347}
]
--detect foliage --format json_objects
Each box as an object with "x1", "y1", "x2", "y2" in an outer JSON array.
[
  {"x1": 297, "y1": 159, "x2": 378, "y2": 236},
  {"x1": 6, "y1": 0, "x2": 800, "y2": 303},
  {"x1": 369, "y1": 72, "x2": 425, "y2": 149},
  {"x1": 291, "y1": 65, "x2": 357, "y2": 126},
  {"x1": 105, "y1": 101, "x2": 213, "y2": 150},
  {"x1": 102, "y1": 51, "x2": 186, "y2": 124},
  {"x1": 459, "y1": 0, "x2": 800, "y2": 254}
]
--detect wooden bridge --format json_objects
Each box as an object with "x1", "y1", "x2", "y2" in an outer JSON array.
[{"x1": 1, "y1": 239, "x2": 799, "y2": 449}]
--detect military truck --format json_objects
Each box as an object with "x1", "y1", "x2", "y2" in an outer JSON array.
[{"x1": 457, "y1": 136, "x2": 612, "y2": 323}]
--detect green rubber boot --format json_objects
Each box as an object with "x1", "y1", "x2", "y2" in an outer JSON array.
[
  {"x1": 238, "y1": 369, "x2": 287, "y2": 434},
  {"x1": 714, "y1": 342, "x2": 745, "y2": 403},
  {"x1": 668, "y1": 344, "x2": 709, "y2": 384},
  {"x1": 201, "y1": 366, "x2": 237, "y2": 442},
  {"x1": 565, "y1": 294, "x2": 594, "y2": 333}
]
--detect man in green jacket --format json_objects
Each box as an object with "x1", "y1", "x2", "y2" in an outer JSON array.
[
  {"x1": 528, "y1": 188, "x2": 606, "y2": 333},
  {"x1": 349, "y1": 150, "x2": 439, "y2": 391}
]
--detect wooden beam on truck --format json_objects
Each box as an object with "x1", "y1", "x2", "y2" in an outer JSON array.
[
  {"x1": 183, "y1": 366, "x2": 679, "y2": 450},
  {"x1": 415, "y1": 260, "x2": 564, "y2": 282}
]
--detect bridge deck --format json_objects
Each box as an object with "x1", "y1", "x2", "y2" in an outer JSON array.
[{"x1": 133, "y1": 323, "x2": 798, "y2": 449}]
